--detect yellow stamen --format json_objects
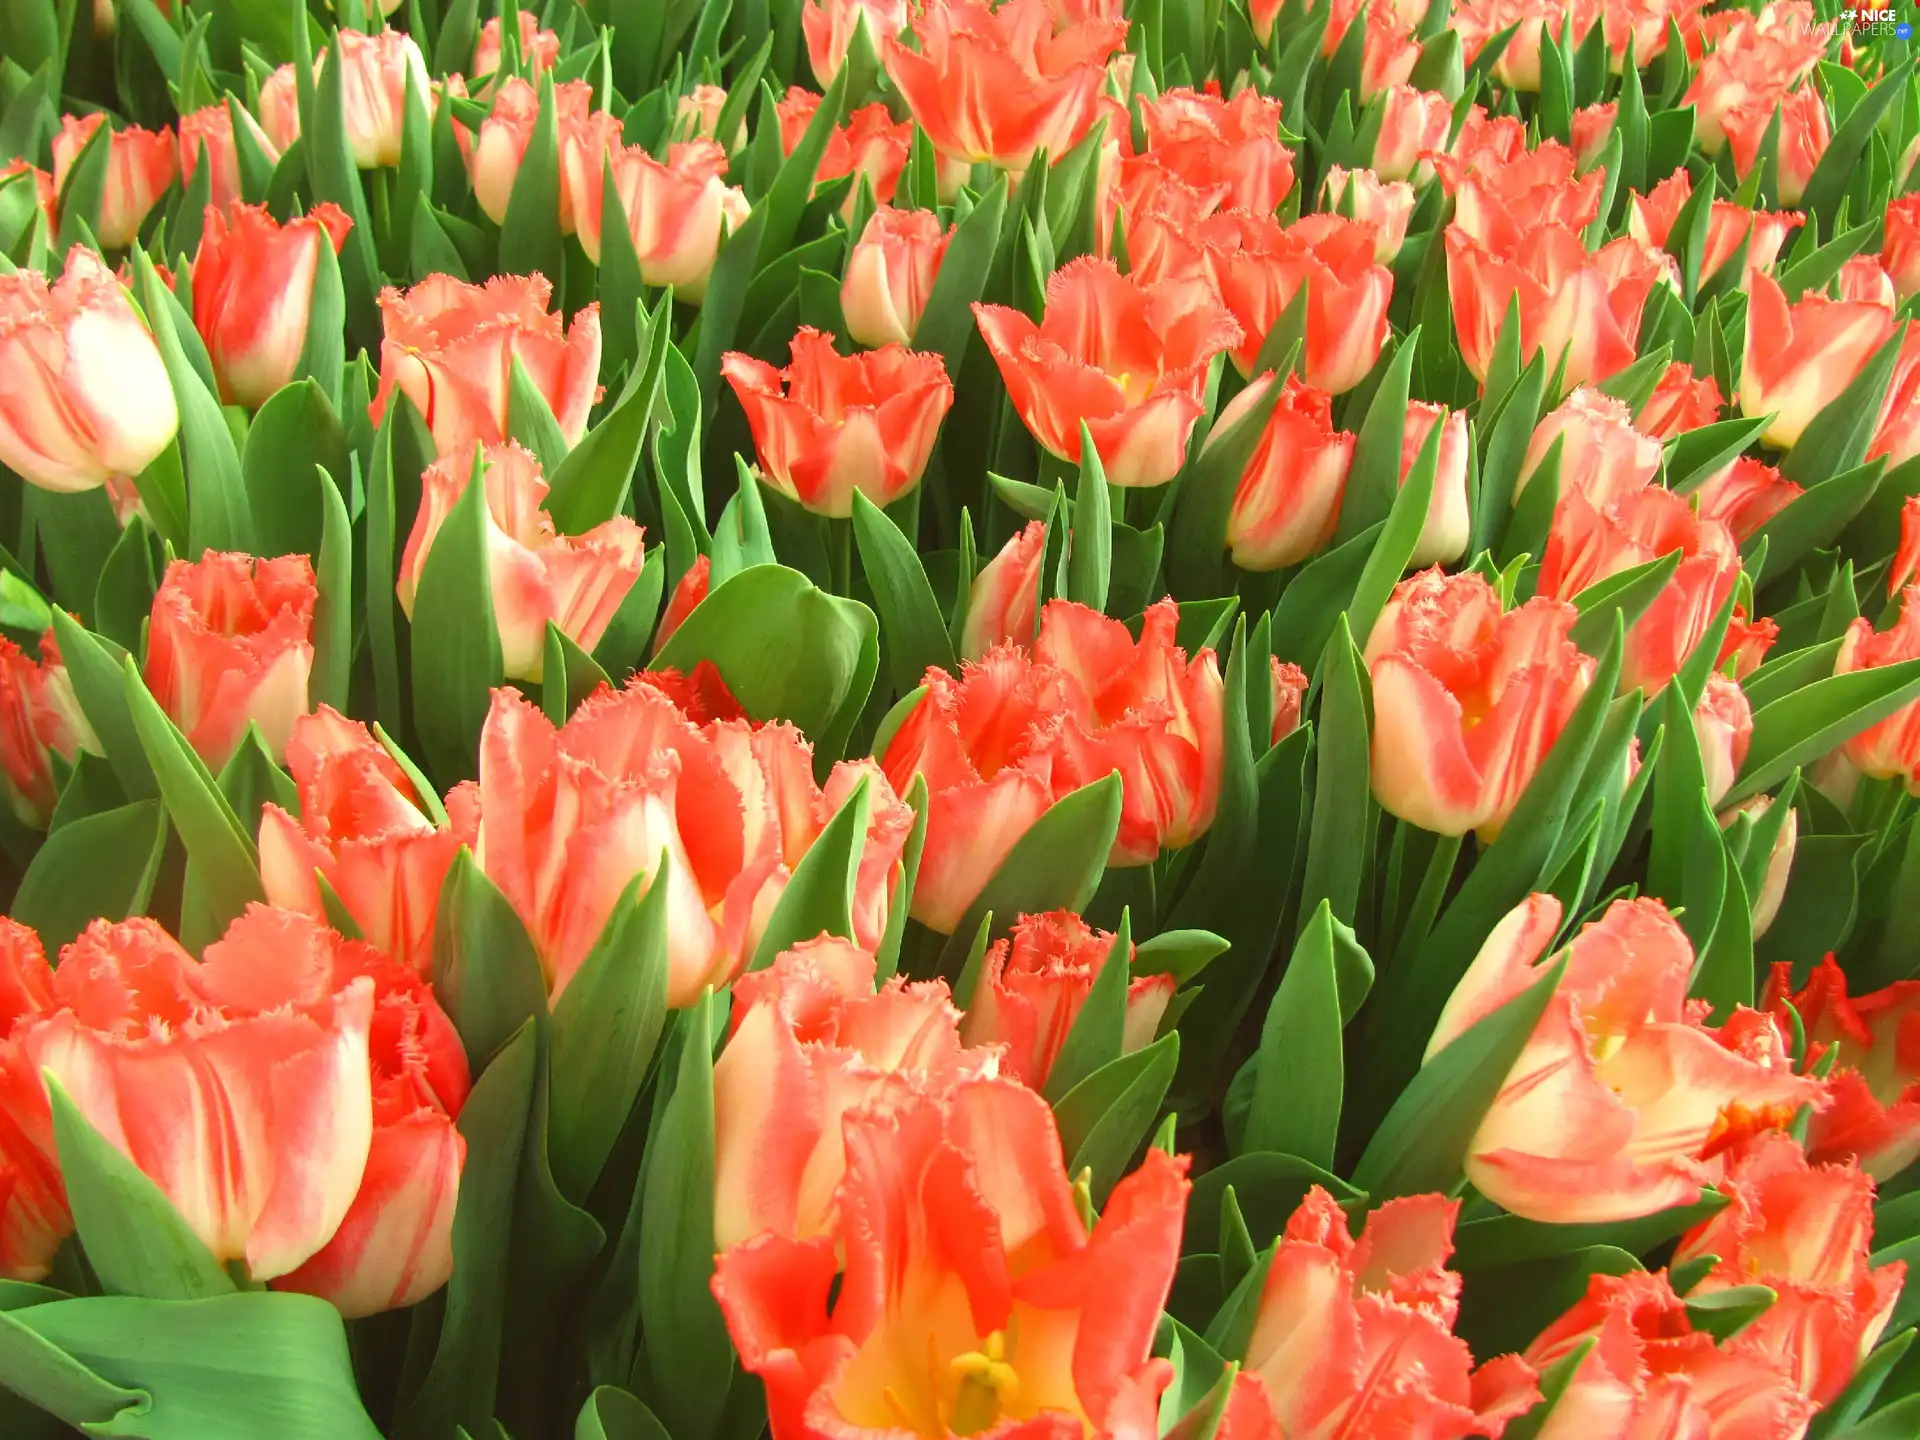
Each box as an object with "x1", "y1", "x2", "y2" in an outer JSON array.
[{"x1": 948, "y1": 1331, "x2": 1018, "y2": 1437}]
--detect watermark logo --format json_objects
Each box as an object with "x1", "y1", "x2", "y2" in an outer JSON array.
[{"x1": 1844, "y1": 6, "x2": 1911, "y2": 33}]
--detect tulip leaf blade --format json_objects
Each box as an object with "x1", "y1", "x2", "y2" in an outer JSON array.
[
  {"x1": 500, "y1": 74, "x2": 563, "y2": 286},
  {"x1": 1336, "y1": 328, "x2": 1419, "y2": 544},
  {"x1": 305, "y1": 42, "x2": 380, "y2": 346},
  {"x1": 576, "y1": 1387, "x2": 673, "y2": 1440},
  {"x1": 1184, "y1": 1151, "x2": 1363, "y2": 1257},
  {"x1": 541, "y1": 622, "x2": 611, "y2": 726},
  {"x1": 1352, "y1": 954, "x2": 1567, "y2": 1203},
  {"x1": 52, "y1": 117, "x2": 107, "y2": 257},
  {"x1": 1345, "y1": 411, "x2": 1441, "y2": 646},
  {"x1": 709, "y1": 459, "x2": 777, "y2": 591},
  {"x1": 1133, "y1": 928, "x2": 1231, "y2": 986},
  {"x1": 12, "y1": 799, "x2": 166, "y2": 956},
  {"x1": 1692, "y1": 846, "x2": 1751, "y2": 1020},
  {"x1": 1729, "y1": 656, "x2": 1920, "y2": 807},
  {"x1": 851, "y1": 489, "x2": 957, "y2": 692},
  {"x1": 749, "y1": 775, "x2": 869, "y2": 972},
  {"x1": 1043, "y1": 908, "x2": 1133, "y2": 1105},
  {"x1": 242, "y1": 382, "x2": 349, "y2": 562},
  {"x1": 912, "y1": 173, "x2": 1008, "y2": 379},
  {"x1": 1568, "y1": 550, "x2": 1682, "y2": 656},
  {"x1": 431, "y1": 849, "x2": 550, "y2": 1074},
  {"x1": 1800, "y1": 56, "x2": 1913, "y2": 234},
  {"x1": 1780, "y1": 326, "x2": 1906, "y2": 489},
  {"x1": 507, "y1": 355, "x2": 572, "y2": 474},
  {"x1": 410, "y1": 446, "x2": 506, "y2": 781},
  {"x1": 49, "y1": 609, "x2": 154, "y2": 802},
  {"x1": 1809, "y1": 1330, "x2": 1916, "y2": 1439},
  {"x1": 1742, "y1": 459, "x2": 1886, "y2": 588},
  {"x1": 1453, "y1": 1190, "x2": 1729, "y2": 1272},
  {"x1": 1054, "y1": 1030, "x2": 1180, "y2": 1207},
  {"x1": 1297, "y1": 615, "x2": 1371, "y2": 931},
  {"x1": 1468, "y1": 353, "x2": 1546, "y2": 556},
  {"x1": 1243, "y1": 901, "x2": 1347, "y2": 1168},
  {"x1": 1068, "y1": 423, "x2": 1113, "y2": 613},
  {"x1": 310, "y1": 463, "x2": 354, "y2": 715},
  {"x1": 45, "y1": 1074, "x2": 235, "y2": 1301},
  {"x1": 547, "y1": 295, "x2": 673, "y2": 535}
]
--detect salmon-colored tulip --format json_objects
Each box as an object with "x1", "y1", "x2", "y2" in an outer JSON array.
[
  {"x1": 841, "y1": 206, "x2": 950, "y2": 349},
  {"x1": 467, "y1": 78, "x2": 622, "y2": 232},
  {"x1": 1637, "y1": 361, "x2": 1725, "y2": 440},
  {"x1": 1884, "y1": 194, "x2": 1920, "y2": 300},
  {"x1": 1202, "y1": 213, "x2": 1392, "y2": 391},
  {"x1": 963, "y1": 910, "x2": 1174, "y2": 1089},
  {"x1": 1572, "y1": 102, "x2": 1616, "y2": 170},
  {"x1": 1693, "y1": 671, "x2": 1753, "y2": 807},
  {"x1": 1870, "y1": 323, "x2": 1920, "y2": 469},
  {"x1": 1837, "y1": 587, "x2": 1920, "y2": 791},
  {"x1": 1270, "y1": 658, "x2": 1308, "y2": 745},
  {"x1": 1692, "y1": 456, "x2": 1803, "y2": 542},
  {"x1": 330, "y1": 29, "x2": 430, "y2": 169},
  {"x1": 723, "y1": 329, "x2": 953, "y2": 518},
  {"x1": 1208, "y1": 373, "x2": 1356, "y2": 571},
  {"x1": 258, "y1": 63, "x2": 304, "y2": 151},
  {"x1": 1321, "y1": 165, "x2": 1414, "y2": 262},
  {"x1": 1517, "y1": 386, "x2": 1662, "y2": 511},
  {"x1": 882, "y1": 0, "x2": 1124, "y2": 170},
  {"x1": 803, "y1": 0, "x2": 908, "y2": 84},
  {"x1": 0, "y1": 632, "x2": 96, "y2": 831},
  {"x1": 778, "y1": 92, "x2": 959, "y2": 208},
  {"x1": 397, "y1": 441, "x2": 645, "y2": 682},
  {"x1": 463, "y1": 680, "x2": 912, "y2": 1006},
  {"x1": 178, "y1": 103, "x2": 281, "y2": 211},
  {"x1": 713, "y1": 936, "x2": 989, "y2": 1250},
  {"x1": 653, "y1": 555, "x2": 711, "y2": 657},
  {"x1": 1765, "y1": 957, "x2": 1920, "y2": 1180},
  {"x1": 1454, "y1": 0, "x2": 1560, "y2": 90},
  {"x1": 1434, "y1": 107, "x2": 1529, "y2": 191},
  {"x1": 1135, "y1": 85, "x2": 1296, "y2": 216},
  {"x1": 1402, "y1": 401, "x2": 1471, "y2": 568},
  {"x1": 1627, "y1": 170, "x2": 1803, "y2": 286},
  {"x1": 1365, "y1": 569, "x2": 1594, "y2": 840},
  {"x1": 1372, "y1": 85, "x2": 1452, "y2": 182},
  {"x1": 1893, "y1": 494, "x2": 1920, "y2": 595},
  {"x1": 0, "y1": 923, "x2": 64, "y2": 1282},
  {"x1": 473, "y1": 12, "x2": 560, "y2": 85},
  {"x1": 1740, "y1": 270, "x2": 1897, "y2": 452},
  {"x1": 713, "y1": 1076, "x2": 1189, "y2": 1440},
  {"x1": 1684, "y1": 5, "x2": 1828, "y2": 154},
  {"x1": 959, "y1": 520, "x2": 1045, "y2": 660},
  {"x1": 974, "y1": 257, "x2": 1240, "y2": 487},
  {"x1": 144, "y1": 552, "x2": 316, "y2": 768},
  {"x1": 1427, "y1": 894, "x2": 1822, "y2": 1224},
  {"x1": 371, "y1": 273, "x2": 602, "y2": 459},
  {"x1": 573, "y1": 138, "x2": 749, "y2": 302},
  {"x1": 1452, "y1": 141, "x2": 1603, "y2": 256},
  {"x1": 51, "y1": 113, "x2": 176, "y2": 250},
  {"x1": 1726, "y1": 84, "x2": 1830, "y2": 206},
  {"x1": 192, "y1": 201, "x2": 354, "y2": 408}
]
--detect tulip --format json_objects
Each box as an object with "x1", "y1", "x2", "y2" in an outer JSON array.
[
  {"x1": 1320, "y1": 165, "x2": 1413, "y2": 262},
  {"x1": 258, "y1": 64, "x2": 304, "y2": 151},
  {"x1": 1871, "y1": 324, "x2": 1920, "y2": 469},
  {"x1": 1693, "y1": 672, "x2": 1753, "y2": 807},
  {"x1": 1371, "y1": 85, "x2": 1452, "y2": 183},
  {"x1": 1726, "y1": 84, "x2": 1830, "y2": 206},
  {"x1": 1721, "y1": 607, "x2": 1780, "y2": 680},
  {"x1": 0, "y1": 160, "x2": 56, "y2": 239},
  {"x1": 1637, "y1": 361, "x2": 1725, "y2": 440},
  {"x1": 371, "y1": 273, "x2": 602, "y2": 459},
  {"x1": 1523, "y1": 1270, "x2": 1817, "y2": 1439},
  {"x1": 50, "y1": 113, "x2": 177, "y2": 250},
  {"x1": 842, "y1": 206, "x2": 949, "y2": 349},
  {"x1": 1893, "y1": 493, "x2": 1920, "y2": 594},
  {"x1": 1452, "y1": 141, "x2": 1603, "y2": 256},
  {"x1": 778, "y1": 92, "x2": 937, "y2": 207},
  {"x1": 473, "y1": 12, "x2": 560, "y2": 85},
  {"x1": 1359, "y1": 7, "x2": 1421, "y2": 98},
  {"x1": 882, "y1": 0, "x2": 1125, "y2": 171},
  {"x1": 1427, "y1": 893, "x2": 1822, "y2": 1223},
  {"x1": 1270, "y1": 658, "x2": 1308, "y2": 745},
  {"x1": 1571, "y1": 102, "x2": 1616, "y2": 170},
  {"x1": 653, "y1": 555, "x2": 711, "y2": 656},
  {"x1": 974, "y1": 257, "x2": 1240, "y2": 488},
  {"x1": 803, "y1": 0, "x2": 907, "y2": 84},
  {"x1": 962, "y1": 910, "x2": 1175, "y2": 1089},
  {"x1": 260, "y1": 708, "x2": 471, "y2": 978},
  {"x1": 1518, "y1": 387, "x2": 1663, "y2": 509},
  {"x1": 27, "y1": 910, "x2": 378, "y2": 1281},
  {"x1": 468, "y1": 79, "x2": 622, "y2": 232},
  {"x1": 0, "y1": 922, "x2": 65, "y2": 1282},
  {"x1": 1402, "y1": 401, "x2": 1471, "y2": 568},
  {"x1": 465, "y1": 681, "x2": 913, "y2": 1006},
  {"x1": 1365, "y1": 569, "x2": 1595, "y2": 839},
  {"x1": 959, "y1": 520, "x2": 1045, "y2": 660},
  {"x1": 722, "y1": 330, "x2": 953, "y2": 518},
  {"x1": 1837, "y1": 588, "x2": 1920, "y2": 789},
  {"x1": 0, "y1": 632, "x2": 98, "y2": 830},
  {"x1": 397, "y1": 442, "x2": 645, "y2": 682},
  {"x1": 1431, "y1": 107, "x2": 1530, "y2": 193},
  {"x1": 192, "y1": 202, "x2": 354, "y2": 409},
  {"x1": 1841, "y1": 256, "x2": 1898, "y2": 311},
  {"x1": 1231, "y1": 1188, "x2": 1540, "y2": 1439},
  {"x1": 1136, "y1": 85, "x2": 1296, "y2": 216},
  {"x1": 713, "y1": 936, "x2": 991, "y2": 1250},
  {"x1": 329, "y1": 29, "x2": 430, "y2": 169},
  {"x1": 1722, "y1": 795, "x2": 1795, "y2": 939},
  {"x1": 1684, "y1": 7, "x2": 1829, "y2": 154},
  {"x1": 714, "y1": 1076, "x2": 1189, "y2": 1440},
  {"x1": 1454, "y1": 0, "x2": 1560, "y2": 90},
  {"x1": 178, "y1": 103, "x2": 281, "y2": 211},
  {"x1": 1691, "y1": 456, "x2": 1803, "y2": 543},
  {"x1": 1627, "y1": 170, "x2": 1804, "y2": 287},
  {"x1": 1673, "y1": 1132, "x2": 1904, "y2": 1407},
  {"x1": 1206, "y1": 374, "x2": 1356, "y2": 571},
  {"x1": 1765, "y1": 956, "x2": 1920, "y2": 1180},
  {"x1": 144, "y1": 552, "x2": 316, "y2": 769},
  {"x1": 1884, "y1": 194, "x2": 1920, "y2": 300},
  {"x1": 573, "y1": 139, "x2": 749, "y2": 302}
]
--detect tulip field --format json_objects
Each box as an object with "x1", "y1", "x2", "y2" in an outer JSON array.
[{"x1": 14, "y1": 0, "x2": 1920, "y2": 1435}]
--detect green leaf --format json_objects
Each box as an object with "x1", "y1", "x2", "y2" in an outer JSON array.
[
  {"x1": 1185, "y1": 1152, "x2": 1364, "y2": 1256},
  {"x1": 1297, "y1": 616, "x2": 1370, "y2": 926},
  {"x1": 47, "y1": 610, "x2": 152, "y2": 802},
  {"x1": 851, "y1": 491, "x2": 957, "y2": 692},
  {"x1": 913, "y1": 175, "x2": 1009, "y2": 378},
  {"x1": 1799, "y1": 58, "x2": 1911, "y2": 231},
  {"x1": 1068, "y1": 423, "x2": 1112, "y2": 613},
  {"x1": 1684, "y1": 1283, "x2": 1776, "y2": 1340},
  {"x1": 1781, "y1": 326, "x2": 1906, "y2": 489},
  {"x1": 1451, "y1": 1192, "x2": 1728, "y2": 1270},
  {"x1": 1823, "y1": 1398, "x2": 1920, "y2": 1440},
  {"x1": 1243, "y1": 901, "x2": 1346, "y2": 1167},
  {"x1": 242, "y1": 381, "x2": 348, "y2": 561},
  {"x1": 1336, "y1": 329, "x2": 1418, "y2": 542},
  {"x1": 546, "y1": 299, "x2": 672, "y2": 533},
  {"x1": 709, "y1": 460, "x2": 777, "y2": 590},
  {"x1": 1053, "y1": 1031, "x2": 1180, "y2": 1205},
  {"x1": 1569, "y1": 551, "x2": 1682, "y2": 655},
  {"x1": 542, "y1": 624, "x2": 611, "y2": 723},
  {"x1": 750, "y1": 777, "x2": 869, "y2": 969},
  {"x1": 500, "y1": 75, "x2": 563, "y2": 283},
  {"x1": 410, "y1": 449, "x2": 506, "y2": 781},
  {"x1": 1168, "y1": 357, "x2": 1292, "y2": 596},
  {"x1": 507, "y1": 355, "x2": 571, "y2": 474},
  {"x1": 430, "y1": 850, "x2": 550, "y2": 1072},
  {"x1": 311, "y1": 465, "x2": 352, "y2": 713},
  {"x1": 1743, "y1": 460, "x2": 1885, "y2": 587},
  {"x1": 1043, "y1": 909, "x2": 1133, "y2": 1104},
  {"x1": 1728, "y1": 658, "x2": 1920, "y2": 805},
  {"x1": 1133, "y1": 929, "x2": 1230, "y2": 985},
  {"x1": 11, "y1": 800, "x2": 165, "y2": 954},
  {"x1": 577, "y1": 1388, "x2": 673, "y2": 1440},
  {"x1": 53, "y1": 116, "x2": 107, "y2": 256}
]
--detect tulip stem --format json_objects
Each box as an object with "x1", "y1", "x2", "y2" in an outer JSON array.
[{"x1": 829, "y1": 516, "x2": 852, "y2": 595}]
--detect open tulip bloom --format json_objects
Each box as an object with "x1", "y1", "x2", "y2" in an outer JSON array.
[{"x1": 13, "y1": 1, "x2": 1920, "y2": 1437}]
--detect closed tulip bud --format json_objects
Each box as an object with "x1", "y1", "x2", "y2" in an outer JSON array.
[
  {"x1": 257, "y1": 64, "x2": 304, "y2": 152},
  {"x1": 372, "y1": 273, "x2": 602, "y2": 459},
  {"x1": 1456, "y1": 0, "x2": 1561, "y2": 89},
  {"x1": 959, "y1": 520, "x2": 1045, "y2": 660},
  {"x1": 1741, "y1": 270, "x2": 1896, "y2": 452},
  {"x1": 469, "y1": 78, "x2": 621, "y2": 233},
  {"x1": 0, "y1": 247, "x2": 179, "y2": 496},
  {"x1": 1727, "y1": 85, "x2": 1830, "y2": 206},
  {"x1": 0, "y1": 923, "x2": 65, "y2": 1282},
  {"x1": 1892, "y1": 493, "x2": 1920, "y2": 595},
  {"x1": 1517, "y1": 387, "x2": 1661, "y2": 511},
  {"x1": 473, "y1": 12, "x2": 559, "y2": 85},
  {"x1": 1884, "y1": 194, "x2": 1920, "y2": 301},
  {"x1": 0, "y1": 632, "x2": 97, "y2": 831},
  {"x1": 964, "y1": 911, "x2": 1175, "y2": 1089},
  {"x1": 1728, "y1": 795, "x2": 1796, "y2": 939},
  {"x1": 1321, "y1": 165, "x2": 1413, "y2": 262},
  {"x1": 398, "y1": 442, "x2": 645, "y2": 683},
  {"x1": 1692, "y1": 456, "x2": 1803, "y2": 543},
  {"x1": 1372, "y1": 84, "x2": 1451, "y2": 182},
  {"x1": 331, "y1": 29, "x2": 430, "y2": 169},
  {"x1": 51, "y1": 113, "x2": 176, "y2": 250},
  {"x1": 1837, "y1": 587, "x2": 1920, "y2": 790},
  {"x1": 976, "y1": 258, "x2": 1239, "y2": 487},
  {"x1": 1842, "y1": 256, "x2": 1899, "y2": 311},
  {"x1": 842, "y1": 206, "x2": 949, "y2": 349},
  {"x1": 653, "y1": 555, "x2": 711, "y2": 656},
  {"x1": 192, "y1": 202, "x2": 354, "y2": 409},
  {"x1": 1358, "y1": 7, "x2": 1420, "y2": 98},
  {"x1": 1766, "y1": 957, "x2": 1920, "y2": 1180},
  {"x1": 1270, "y1": 659, "x2": 1308, "y2": 745},
  {"x1": 1435, "y1": 106, "x2": 1529, "y2": 189},
  {"x1": 178, "y1": 103, "x2": 280, "y2": 211},
  {"x1": 1208, "y1": 374, "x2": 1356, "y2": 571},
  {"x1": 1429, "y1": 893, "x2": 1822, "y2": 1223},
  {"x1": 1692, "y1": 672, "x2": 1752, "y2": 808},
  {"x1": 723, "y1": 329, "x2": 953, "y2": 518},
  {"x1": 803, "y1": 0, "x2": 907, "y2": 86},
  {"x1": 1571, "y1": 102, "x2": 1616, "y2": 170},
  {"x1": 671, "y1": 84, "x2": 745, "y2": 152},
  {"x1": 882, "y1": 0, "x2": 1124, "y2": 171},
  {"x1": 574, "y1": 139, "x2": 749, "y2": 302},
  {"x1": 1401, "y1": 401, "x2": 1471, "y2": 567},
  {"x1": 144, "y1": 553, "x2": 316, "y2": 768},
  {"x1": 1366, "y1": 569, "x2": 1594, "y2": 839},
  {"x1": 1637, "y1": 361, "x2": 1725, "y2": 440}
]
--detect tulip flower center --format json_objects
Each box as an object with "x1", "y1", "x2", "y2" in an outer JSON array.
[{"x1": 946, "y1": 1330, "x2": 1019, "y2": 1436}]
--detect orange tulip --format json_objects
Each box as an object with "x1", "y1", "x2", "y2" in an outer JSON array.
[
  {"x1": 1836, "y1": 585, "x2": 1920, "y2": 791},
  {"x1": 1637, "y1": 361, "x2": 1725, "y2": 440},
  {"x1": 959, "y1": 519, "x2": 1046, "y2": 660},
  {"x1": 1572, "y1": 101, "x2": 1616, "y2": 170},
  {"x1": 1454, "y1": 0, "x2": 1561, "y2": 90},
  {"x1": 1207, "y1": 373, "x2": 1356, "y2": 571},
  {"x1": 1371, "y1": 84, "x2": 1452, "y2": 182},
  {"x1": 1135, "y1": 85, "x2": 1296, "y2": 216},
  {"x1": 1884, "y1": 193, "x2": 1920, "y2": 300},
  {"x1": 1517, "y1": 387, "x2": 1662, "y2": 511},
  {"x1": 50, "y1": 113, "x2": 176, "y2": 249},
  {"x1": 330, "y1": 28, "x2": 431, "y2": 169},
  {"x1": 1893, "y1": 493, "x2": 1920, "y2": 594},
  {"x1": 0, "y1": 922, "x2": 65, "y2": 1282},
  {"x1": 1693, "y1": 671, "x2": 1753, "y2": 807},
  {"x1": 1270, "y1": 658, "x2": 1308, "y2": 745},
  {"x1": 653, "y1": 555, "x2": 711, "y2": 656},
  {"x1": 842, "y1": 206, "x2": 950, "y2": 349},
  {"x1": 1691, "y1": 456, "x2": 1803, "y2": 543},
  {"x1": 473, "y1": 12, "x2": 560, "y2": 86},
  {"x1": 1726, "y1": 84, "x2": 1830, "y2": 206},
  {"x1": 0, "y1": 632, "x2": 95, "y2": 831},
  {"x1": 573, "y1": 138, "x2": 749, "y2": 301},
  {"x1": 1453, "y1": 140, "x2": 1603, "y2": 255},
  {"x1": 802, "y1": 0, "x2": 908, "y2": 84},
  {"x1": 467, "y1": 78, "x2": 622, "y2": 232},
  {"x1": 1684, "y1": 3, "x2": 1829, "y2": 154},
  {"x1": 1740, "y1": 269, "x2": 1896, "y2": 451},
  {"x1": 257, "y1": 63, "x2": 304, "y2": 151},
  {"x1": 1321, "y1": 165, "x2": 1414, "y2": 261},
  {"x1": 192, "y1": 201, "x2": 354, "y2": 408},
  {"x1": 1402, "y1": 401, "x2": 1471, "y2": 567},
  {"x1": 178, "y1": 103, "x2": 281, "y2": 211},
  {"x1": 1628, "y1": 170, "x2": 1803, "y2": 287}
]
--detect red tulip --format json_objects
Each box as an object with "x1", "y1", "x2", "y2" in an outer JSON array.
[
  {"x1": 51, "y1": 113, "x2": 176, "y2": 249},
  {"x1": 574, "y1": 138, "x2": 750, "y2": 300},
  {"x1": 1693, "y1": 671, "x2": 1753, "y2": 808},
  {"x1": 1208, "y1": 373, "x2": 1356, "y2": 571},
  {"x1": 1870, "y1": 323, "x2": 1920, "y2": 470},
  {"x1": 398, "y1": 441, "x2": 645, "y2": 681},
  {"x1": 1232, "y1": 1188, "x2": 1540, "y2": 1439},
  {"x1": 842, "y1": 206, "x2": 949, "y2": 349},
  {"x1": 371, "y1": 273, "x2": 602, "y2": 459},
  {"x1": 959, "y1": 520, "x2": 1045, "y2": 660},
  {"x1": 178, "y1": 103, "x2": 281, "y2": 211},
  {"x1": 653, "y1": 554, "x2": 712, "y2": 656},
  {"x1": 1452, "y1": 141, "x2": 1604, "y2": 256},
  {"x1": 723, "y1": 329, "x2": 953, "y2": 517},
  {"x1": 803, "y1": 0, "x2": 908, "y2": 85},
  {"x1": 1321, "y1": 165, "x2": 1414, "y2": 262},
  {"x1": 0, "y1": 632, "x2": 93, "y2": 830},
  {"x1": 1884, "y1": 194, "x2": 1920, "y2": 300},
  {"x1": 192, "y1": 201, "x2": 354, "y2": 408},
  {"x1": 1692, "y1": 456, "x2": 1803, "y2": 543},
  {"x1": 713, "y1": 1075, "x2": 1189, "y2": 1440},
  {"x1": 974, "y1": 257, "x2": 1240, "y2": 487},
  {"x1": 144, "y1": 552, "x2": 316, "y2": 769},
  {"x1": 258, "y1": 64, "x2": 304, "y2": 151},
  {"x1": 1365, "y1": 569, "x2": 1594, "y2": 839},
  {"x1": 473, "y1": 12, "x2": 560, "y2": 85},
  {"x1": 1721, "y1": 606, "x2": 1780, "y2": 680},
  {"x1": 1427, "y1": 894, "x2": 1821, "y2": 1224},
  {"x1": 1572, "y1": 101, "x2": 1616, "y2": 170},
  {"x1": 712, "y1": 935, "x2": 989, "y2": 1250},
  {"x1": 1628, "y1": 170, "x2": 1803, "y2": 287},
  {"x1": 1637, "y1": 361, "x2": 1725, "y2": 440},
  {"x1": 463, "y1": 680, "x2": 913, "y2": 1006},
  {"x1": 1765, "y1": 957, "x2": 1920, "y2": 1180},
  {"x1": 1135, "y1": 85, "x2": 1296, "y2": 216},
  {"x1": 1726, "y1": 84, "x2": 1830, "y2": 206},
  {"x1": 330, "y1": 29, "x2": 431, "y2": 169},
  {"x1": 1893, "y1": 493, "x2": 1920, "y2": 595},
  {"x1": 1518, "y1": 386, "x2": 1662, "y2": 510},
  {"x1": 1402, "y1": 401, "x2": 1471, "y2": 567},
  {"x1": 962, "y1": 910, "x2": 1175, "y2": 1089},
  {"x1": 1523, "y1": 1270, "x2": 1816, "y2": 1439},
  {"x1": 259, "y1": 707, "x2": 473, "y2": 977},
  {"x1": 882, "y1": 0, "x2": 1124, "y2": 170},
  {"x1": 1372, "y1": 84, "x2": 1452, "y2": 182},
  {"x1": 0, "y1": 922, "x2": 65, "y2": 1282},
  {"x1": 1270, "y1": 658, "x2": 1308, "y2": 745}
]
